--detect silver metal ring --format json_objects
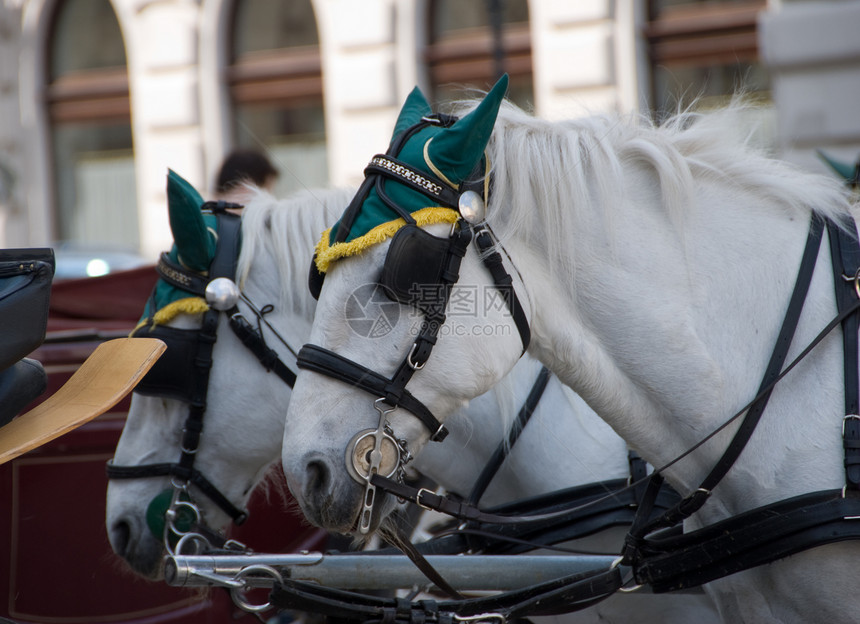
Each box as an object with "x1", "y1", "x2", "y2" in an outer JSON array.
[
  {"x1": 610, "y1": 556, "x2": 643, "y2": 593},
  {"x1": 166, "y1": 500, "x2": 200, "y2": 536},
  {"x1": 230, "y1": 564, "x2": 284, "y2": 613},
  {"x1": 174, "y1": 532, "x2": 211, "y2": 555}
]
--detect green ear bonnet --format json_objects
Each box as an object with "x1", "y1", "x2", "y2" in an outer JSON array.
[
  {"x1": 314, "y1": 74, "x2": 509, "y2": 273},
  {"x1": 133, "y1": 169, "x2": 221, "y2": 328}
]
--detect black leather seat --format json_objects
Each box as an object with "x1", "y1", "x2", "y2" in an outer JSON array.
[
  {"x1": 0, "y1": 249, "x2": 54, "y2": 428},
  {"x1": 0, "y1": 358, "x2": 47, "y2": 427}
]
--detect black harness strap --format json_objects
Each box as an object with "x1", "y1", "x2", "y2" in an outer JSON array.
[
  {"x1": 361, "y1": 475, "x2": 679, "y2": 560},
  {"x1": 157, "y1": 253, "x2": 209, "y2": 295},
  {"x1": 228, "y1": 312, "x2": 297, "y2": 387},
  {"x1": 388, "y1": 525, "x2": 465, "y2": 600},
  {"x1": 473, "y1": 225, "x2": 531, "y2": 354},
  {"x1": 176, "y1": 212, "x2": 244, "y2": 521},
  {"x1": 365, "y1": 155, "x2": 464, "y2": 210},
  {"x1": 466, "y1": 366, "x2": 551, "y2": 505},
  {"x1": 625, "y1": 213, "x2": 826, "y2": 546},
  {"x1": 827, "y1": 218, "x2": 860, "y2": 490},
  {"x1": 371, "y1": 472, "x2": 675, "y2": 529},
  {"x1": 104, "y1": 461, "x2": 248, "y2": 524},
  {"x1": 381, "y1": 224, "x2": 474, "y2": 418},
  {"x1": 297, "y1": 344, "x2": 447, "y2": 440},
  {"x1": 619, "y1": 214, "x2": 860, "y2": 592},
  {"x1": 269, "y1": 561, "x2": 623, "y2": 623},
  {"x1": 634, "y1": 489, "x2": 860, "y2": 592}
]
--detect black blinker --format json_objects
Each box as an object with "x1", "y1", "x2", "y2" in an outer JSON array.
[
  {"x1": 380, "y1": 225, "x2": 451, "y2": 311},
  {"x1": 132, "y1": 323, "x2": 199, "y2": 402}
]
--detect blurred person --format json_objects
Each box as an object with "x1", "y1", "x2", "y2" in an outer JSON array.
[{"x1": 213, "y1": 149, "x2": 279, "y2": 205}]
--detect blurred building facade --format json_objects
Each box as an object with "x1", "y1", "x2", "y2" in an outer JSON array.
[{"x1": 0, "y1": 0, "x2": 857, "y2": 262}]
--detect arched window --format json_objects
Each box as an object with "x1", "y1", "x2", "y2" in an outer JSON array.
[
  {"x1": 228, "y1": 0, "x2": 328, "y2": 195},
  {"x1": 46, "y1": 0, "x2": 138, "y2": 260},
  {"x1": 426, "y1": 0, "x2": 533, "y2": 110}
]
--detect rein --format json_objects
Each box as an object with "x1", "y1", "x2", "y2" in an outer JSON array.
[
  {"x1": 107, "y1": 202, "x2": 300, "y2": 548},
  {"x1": 267, "y1": 204, "x2": 860, "y2": 621},
  {"x1": 466, "y1": 365, "x2": 551, "y2": 505},
  {"x1": 617, "y1": 213, "x2": 860, "y2": 591},
  {"x1": 374, "y1": 213, "x2": 860, "y2": 560}
]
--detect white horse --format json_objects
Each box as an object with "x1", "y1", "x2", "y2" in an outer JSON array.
[
  {"x1": 281, "y1": 75, "x2": 856, "y2": 623},
  {"x1": 105, "y1": 177, "x2": 718, "y2": 623}
]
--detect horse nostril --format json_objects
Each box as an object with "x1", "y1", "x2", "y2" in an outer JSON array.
[
  {"x1": 305, "y1": 458, "x2": 331, "y2": 499},
  {"x1": 110, "y1": 520, "x2": 132, "y2": 557}
]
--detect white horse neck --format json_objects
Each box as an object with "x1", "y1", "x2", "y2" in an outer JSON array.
[
  {"x1": 411, "y1": 355, "x2": 630, "y2": 507},
  {"x1": 478, "y1": 103, "x2": 854, "y2": 515}
]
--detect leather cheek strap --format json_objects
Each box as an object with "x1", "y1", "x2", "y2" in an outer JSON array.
[{"x1": 296, "y1": 343, "x2": 448, "y2": 441}]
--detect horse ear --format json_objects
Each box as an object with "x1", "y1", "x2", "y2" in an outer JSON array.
[
  {"x1": 817, "y1": 150, "x2": 857, "y2": 184},
  {"x1": 166, "y1": 169, "x2": 215, "y2": 271},
  {"x1": 392, "y1": 87, "x2": 432, "y2": 140},
  {"x1": 426, "y1": 74, "x2": 508, "y2": 183}
]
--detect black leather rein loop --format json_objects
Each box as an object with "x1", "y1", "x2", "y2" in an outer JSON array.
[
  {"x1": 105, "y1": 460, "x2": 248, "y2": 524},
  {"x1": 229, "y1": 311, "x2": 297, "y2": 387},
  {"x1": 297, "y1": 344, "x2": 447, "y2": 441}
]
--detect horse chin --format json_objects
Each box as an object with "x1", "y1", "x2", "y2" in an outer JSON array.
[
  {"x1": 295, "y1": 479, "x2": 397, "y2": 537},
  {"x1": 291, "y1": 480, "x2": 361, "y2": 534},
  {"x1": 348, "y1": 492, "x2": 400, "y2": 538},
  {"x1": 109, "y1": 520, "x2": 166, "y2": 580},
  {"x1": 123, "y1": 547, "x2": 166, "y2": 581}
]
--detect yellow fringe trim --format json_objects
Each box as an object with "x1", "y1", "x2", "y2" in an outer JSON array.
[
  {"x1": 152, "y1": 297, "x2": 210, "y2": 326},
  {"x1": 315, "y1": 207, "x2": 459, "y2": 273}
]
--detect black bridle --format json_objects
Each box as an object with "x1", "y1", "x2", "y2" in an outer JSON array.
[
  {"x1": 296, "y1": 114, "x2": 530, "y2": 533},
  {"x1": 106, "y1": 202, "x2": 298, "y2": 547}
]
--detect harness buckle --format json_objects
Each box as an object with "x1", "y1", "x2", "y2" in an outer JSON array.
[
  {"x1": 430, "y1": 423, "x2": 449, "y2": 442},
  {"x1": 840, "y1": 268, "x2": 860, "y2": 299},
  {"x1": 415, "y1": 487, "x2": 436, "y2": 511},
  {"x1": 407, "y1": 343, "x2": 426, "y2": 370},
  {"x1": 843, "y1": 414, "x2": 860, "y2": 436}
]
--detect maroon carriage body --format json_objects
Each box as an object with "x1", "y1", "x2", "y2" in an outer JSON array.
[{"x1": 0, "y1": 266, "x2": 325, "y2": 624}]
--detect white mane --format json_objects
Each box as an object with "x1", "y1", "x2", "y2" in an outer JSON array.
[
  {"x1": 450, "y1": 99, "x2": 853, "y2": 278},
  {"x1": 236, "y1": 186, "x2": 353, "y2": 316}
]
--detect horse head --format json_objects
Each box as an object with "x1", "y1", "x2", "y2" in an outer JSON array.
[
  {"x1": 282, "y1": 76, "x2": 530, "y2": 535},
  {"x1": 105, "y1": 171, "x2": 331, "y2": 578}
]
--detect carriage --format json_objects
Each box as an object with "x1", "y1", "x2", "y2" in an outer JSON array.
[
  {"x1": 6, "y1": 74, "x2": 860, "y2": 624},
  {"x1": 0, "y1": 260, "x2": 328, "y2": 622}
]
